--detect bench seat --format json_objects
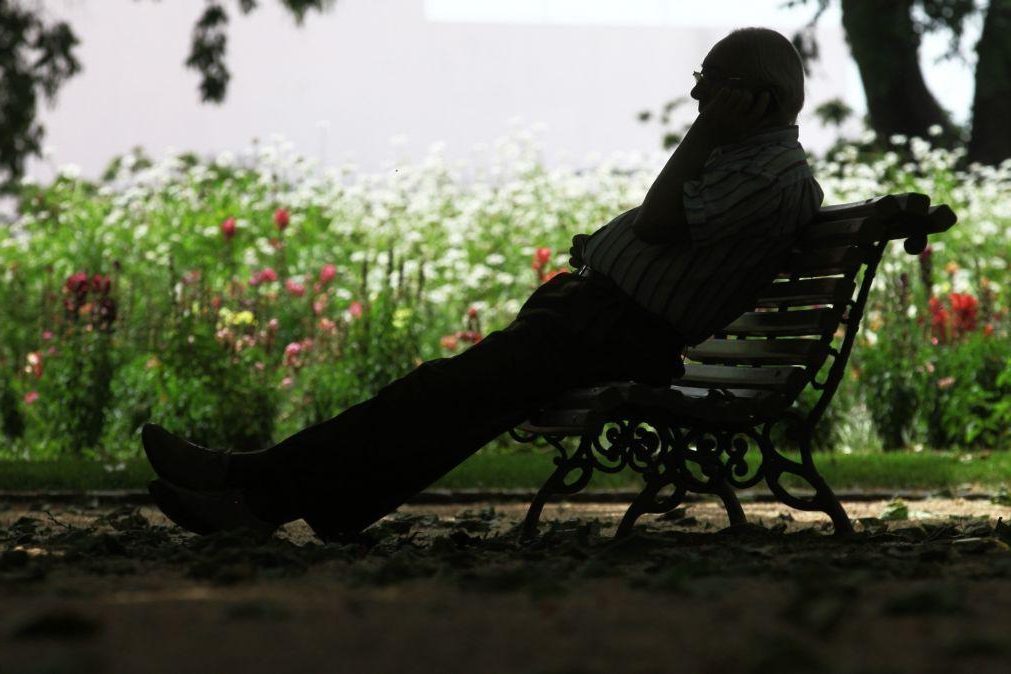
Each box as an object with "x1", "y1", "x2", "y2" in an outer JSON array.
[{"x1": 519, "y1": 382, "x2": 791, "y2": 434}]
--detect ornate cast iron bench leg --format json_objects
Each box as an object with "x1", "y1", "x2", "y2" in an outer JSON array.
[
  {"x1": 615, "y1": 465, "x2": 688, "y2": 538},
  {"x1": 760, "y1": 415, "x2": 854, "y2": 535},
  {"x1": 714, "y1": 479, "x2": 747, "y2": 527},
  {"x1": 520, "y1": 435, "x2": 593, "y2": 540}
]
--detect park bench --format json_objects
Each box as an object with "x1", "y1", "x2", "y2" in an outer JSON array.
[{"x1": 509, "y1": 192, "x2": 957, "y2": 539}]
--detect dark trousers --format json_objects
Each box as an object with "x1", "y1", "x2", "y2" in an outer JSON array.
[{"x1": 253, "y1": 271, "x2": 684, "y2": 538}]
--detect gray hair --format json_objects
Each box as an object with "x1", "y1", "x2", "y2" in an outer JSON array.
[{"x1": 716, "y1": 27, "x2": 806, "y2": 124}]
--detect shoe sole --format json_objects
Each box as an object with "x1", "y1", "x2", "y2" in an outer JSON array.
[{"x1": 148, "y1": 479, "x2": 218, "y2": 535}]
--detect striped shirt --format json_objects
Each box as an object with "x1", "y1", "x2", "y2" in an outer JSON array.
[{"x1": 581, "y1": 124, "x2": 824, "y2": 345}]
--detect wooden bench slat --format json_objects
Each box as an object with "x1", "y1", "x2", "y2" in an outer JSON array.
[
  {"x1": 780, "y1": 245, "x2": 868, "y2": 277},
  {"x1": 800, "y1": 215, "x2": 885, "y2": 247},
  {"x1": 676, "y1": 363, "x2": 808, "y2": 393},
  {"x1": 685, "y1": 338, "x2": 828, "y2": 367},
  {"x1": 721, "y1": 308, "x2": 841, "y2": 337},
  {"x1": 756, "y1": 277, "x2": 855, "y2": 307},
  {"x1": 813, "y1": 194, "x2": 900, "y2": 222},
  {"x1": 812, "y1": 192, "x2": 929, "y2": 223}
]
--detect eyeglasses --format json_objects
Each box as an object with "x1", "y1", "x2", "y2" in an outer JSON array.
[
  {"x1": 692, "y1": 70, "x2": 746, "y2": 87},
  {"x1": 692, "y1": 69, "x2": 781, "y2": 107}
]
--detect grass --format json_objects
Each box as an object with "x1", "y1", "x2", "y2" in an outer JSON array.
[{"x1": 1, "y1": 449, "x2": 1010, "y2": 493}]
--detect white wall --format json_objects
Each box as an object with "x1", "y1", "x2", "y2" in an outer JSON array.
[{"x1": 25, "y1": 0, "x2": 977, "y2": 182}]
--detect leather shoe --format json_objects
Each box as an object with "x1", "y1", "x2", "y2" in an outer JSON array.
[
  {"x1": 142, "y1": 423, "x2": 233, "y2": 491},
  {"x1": 148, "y1": 478, "x2": 278, "y2": 536}
]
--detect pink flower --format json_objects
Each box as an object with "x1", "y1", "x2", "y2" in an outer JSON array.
[
  {"x1": 221, "y1": 217, "x2": 237, "y2": 240},
  {"x1": 274, "y1": 208, "x2": 290, "y2": 231},
  {"x1": 280, "y1": 376, "x2": 294, "y2": 389},
  {"x1": 23, "y1": 391, "x2": 39, "y2": 405},
  {"x1": 283, "y1": 341, "x2": 303, "y2": 366},
  {"x1": 250, "y1": 267, "x2": 279, "y2": 287},
  {"x1": 313, "y1": 295, "x2": 327, "y2": 315},
  {"x1": 285, "y1": 279, "x2": 306, "y2": 297},
  {"x1": 319, "y1": 263, "x2": 337, "y2": 285},
  {"x1": 267, "y1": 318, "x2": 280, "y2": 331},
  {"x1": 348, "y1": 301, "x2": 363, "y2": 319},
  {"x1": 318, "y1": 317, "x2": 337, "y2": 333},
  {"x1": 41, "y1": 330, "x2": 54, "y2": 341}
]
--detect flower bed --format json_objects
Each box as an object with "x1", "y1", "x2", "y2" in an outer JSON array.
[{"x1": 0, "y1": 129, "x2": 1008, "y2": 459}]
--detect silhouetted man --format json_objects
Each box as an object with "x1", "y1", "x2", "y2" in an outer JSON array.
[{"x1": 144, "y1": 27, "x2": 824, "y2": 540}]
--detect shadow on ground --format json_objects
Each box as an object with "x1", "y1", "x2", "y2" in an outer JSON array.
[{"x1": 2, "y1": 499, "x2": 1011, "y2": 673}]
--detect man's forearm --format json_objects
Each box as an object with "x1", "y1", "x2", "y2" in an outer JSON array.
[{"x1": 632, "y1": 117, "x2": 719, "y2": 244}]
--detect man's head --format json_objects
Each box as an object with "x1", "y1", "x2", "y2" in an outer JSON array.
[{"x1": 690, "y1": 27, "x2": 806, "y2": 127}]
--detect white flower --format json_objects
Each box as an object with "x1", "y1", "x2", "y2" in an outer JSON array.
[
  {"x1": 58, "y1": 163, "x2": 82, "y2": 179},
  {"x1": 889, "y1": 134, "x2": 908, "y2": 145},
  {"x1": 928, "y1": 124, "x2": 943, "y2": 137}
]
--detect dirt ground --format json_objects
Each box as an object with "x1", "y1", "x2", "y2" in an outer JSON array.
[{"x1": 2, "y1": 496, "x2": 1011, "y2": 674}]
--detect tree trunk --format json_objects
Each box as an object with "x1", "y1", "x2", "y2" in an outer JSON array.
[
  {"x1": 968, "y1": 0, "x2": 1011, "y2": 165},
  {"x1": 840, "y1": 0, "x2": 958, "y2": 145}
]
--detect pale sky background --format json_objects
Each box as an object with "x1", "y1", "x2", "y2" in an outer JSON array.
[{"x1": 23, "y1": 0, "x2": 982, "y2": 183}]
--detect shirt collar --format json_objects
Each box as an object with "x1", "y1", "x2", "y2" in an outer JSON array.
[{"x1": 709, "y1": 124, "x2": 800, "y2": 158}]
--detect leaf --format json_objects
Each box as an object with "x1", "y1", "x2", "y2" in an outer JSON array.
[
  {"x1": 991, "y1": 486, "x2": 1011, "y2": 506},
  {"x1": 879, "y1": 498, "x2": 909, "y2": 521}
]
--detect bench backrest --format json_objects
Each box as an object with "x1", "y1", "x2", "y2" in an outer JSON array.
[{"x1": 676, "y1": 192, "x2": 957, "y2": 426}]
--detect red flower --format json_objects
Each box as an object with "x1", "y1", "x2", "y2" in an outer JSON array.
[
  {"x1": 274, "y1": 208, "x2": 290, "y2": 231},
  {"x1": 319, "y1": 263, "x2": 337, "y2": 285},
  {"x1": 531, "y1": 247, "x2": 552, "y2": 270},
  {"x1": 284, "y1": 279, "x2": 306, "y2": 297},
  {"x1": 542, "y1": 269, "x2": 565, "y2": 283},
  {"x1": 467, "y1": 306, "x2": 479, "y2": 318},
  {"x1": 90, "y1": 273, "x2": 112, "y2": 295},
  {"x1": 440, "y1": 334, "x2": 459, "y2": 350},
  {"x1": 983, "y1": 324, "x2": 994, "y2": 337},
  {"x1": 927, "y1": 292, "x2": 981, "y2": 344},
  {"x1": 949, "y1": 292, "x2": 978, "y2": 333},
  {"x1": 64, "y1": 271, "x2": 89, "y2": 297},
  {"x1": 348, "y1": 301, "x2": 363, "y2": 319},
  {"x1": 221, "y1": 216, "x2": 237, "y2": 240}
]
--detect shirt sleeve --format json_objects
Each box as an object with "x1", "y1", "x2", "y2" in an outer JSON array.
[{"x1": 682, "y1": 166, "x2": 783, "y2": 246}]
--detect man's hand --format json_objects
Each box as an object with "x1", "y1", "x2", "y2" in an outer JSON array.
[
  {"x1": 569, "y1": 233, "x2": 590, "y2": 268},
  {"x1": 697, "y1": 87, "x2": 772, "y2": 143}
]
